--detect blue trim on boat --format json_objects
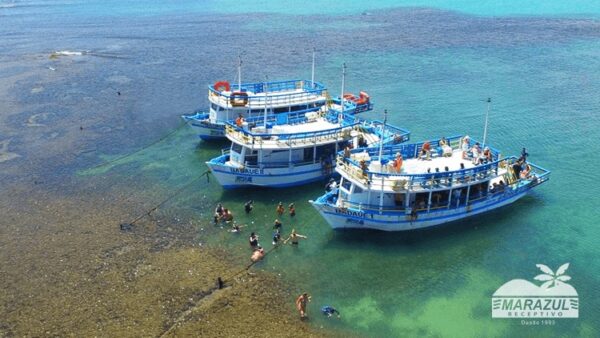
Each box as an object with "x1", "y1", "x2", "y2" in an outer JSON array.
[
  {"x1": 209, "y1": 165, "x2": 325, "y2": 177},
  {"x1": 221, "y1": 175, "x2": 325, "y2": 189},
  {"x1": 199, "y1": 134, "x2": 225, "y2": 141},
  {"x1": 317, "y1": 190, "x2": 528, "y2": 224}
]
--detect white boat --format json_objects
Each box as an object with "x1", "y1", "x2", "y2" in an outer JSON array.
[
  {"x1": 206, "y1": 111, "x2": 410, "y2": 188},
  {"x1": 310, "y1": 135, "x2": 550, "y2": 231},
  {"x1": 182, "y1": 60, "x2": 372, "y2": 140}
]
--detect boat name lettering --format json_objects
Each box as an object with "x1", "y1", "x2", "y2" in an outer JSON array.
[
  {"x1": 230, "y1": 167, "x2": 264, "y2": 174},
  {"x1": 335, "y1": 208, "x2": 365, "y2": 218}
]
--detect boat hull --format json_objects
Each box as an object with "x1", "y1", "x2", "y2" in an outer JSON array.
[
  {"x1": 181, "y1": 113, "x2": 226, "y2": 140},
  {"x1": 311, "y1": 189, "x2": 529, "y2": 231},
  {"x1": 207, "y1": 161, "x2": 332, "y2": 189}
]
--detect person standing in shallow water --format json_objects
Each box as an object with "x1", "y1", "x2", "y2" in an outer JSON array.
[
  {"x1": 288, "y1": 203, "x2": 295, "y2": 217},
  {"x1": 244, "y1": 200, "x2": 253, "y2": 214},
  {"x1": 295, "y1": 293, "x2": 311, "y2": 319},
  {"x1": 276, "y1": 202, "x2": 285, "y2": 216}
]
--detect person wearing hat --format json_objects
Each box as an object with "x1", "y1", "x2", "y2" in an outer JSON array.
[{"x1": 461, "y1": 135, "x2": 471, "y2": 159}]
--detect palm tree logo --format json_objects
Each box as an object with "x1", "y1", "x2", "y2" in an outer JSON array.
[{"x1": 534, "y1": 263, "x2": 572, "y2": 289}]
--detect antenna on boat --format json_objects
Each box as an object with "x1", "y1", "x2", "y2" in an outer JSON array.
[
  {"x1": 237, "y1": 55, "x2": 242, "y2": 91},
  {"x1": 378, "y1": 109, "x2": 387, "y2": 162},
  {"x1": 482, "y1": 97, "x2": 491, "y2": 149},
  {"x1": 263, "y1": 75, "x2": 269, "y2": 127},
  {"x1": 311, "y1": 48, "x2": 316, "y2": 88},
  {"x1": 340, "y1": 62, "x2": 346, "y2": 116}
]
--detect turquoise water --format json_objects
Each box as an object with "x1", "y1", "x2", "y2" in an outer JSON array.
[{"x1": 3, "y1": 1, "x2": 600, "y2": 337}]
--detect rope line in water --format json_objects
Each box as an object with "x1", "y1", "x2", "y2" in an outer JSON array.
[
  {"x1": 91, "y1": 121, "x2": 187, "y2": 170},
  {"x1": 121, "y1": 169, "x2": 210, "y2": 229}
]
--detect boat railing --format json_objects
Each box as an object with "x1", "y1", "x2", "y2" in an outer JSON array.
[
  {"x1": 241, "y1": 159, "x2": 317, "y2": 169},
  {"x1": 209, "y1": 80, "x2": 328, "y2": 108},
  {"x1": 224, "y1": 119, "x2": 360, "y2": 145},
  {"x1": 328, "y1": 98, "x2": 374, "y2": 115},
  {"x1": 241, "y1": 106, "x2": 322, "y2": 126},
  {"x1": 221, "y1": 148, "x2": 230, "y2": 156}
]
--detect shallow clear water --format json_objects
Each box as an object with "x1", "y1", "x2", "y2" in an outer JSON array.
[{"x1": 2, "y1": 1, "x2": 600, "y2": 337}]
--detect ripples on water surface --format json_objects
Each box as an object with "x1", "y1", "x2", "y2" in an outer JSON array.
[{"x1": 1, "y1": 1, "x2": 600, "y2": 337}]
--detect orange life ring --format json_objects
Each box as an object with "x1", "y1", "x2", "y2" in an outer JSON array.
[
  {"x1": 343, "y1": 93, "x2": 356, "y2": 101},
  {"x1": 214, "y1": 81, "x2": 230, "y2": 92}
]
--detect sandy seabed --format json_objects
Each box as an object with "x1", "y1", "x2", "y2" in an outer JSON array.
[{"x1": 0, "y1": 57, "x2": 343, "y2": 337}]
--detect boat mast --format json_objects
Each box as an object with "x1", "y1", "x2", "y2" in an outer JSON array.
[
  {"x1": 237, "y1": 55, "x2": 242, "y2": 91},
  {"x1": 378, "y1": 109, "x2": 388, "y2": 210},
  {"x1": 311, "y1": 48, "x2": 316, "y2": 88},
  {"x1": 340, "y1": 63, "x2": 346, "y2": 117},
  {"x1": 263, "y1": 75, "x2": 269, "y2": 127},
  {"x1": 482, "y1": 97, "x2": 491, "y2": 149}
]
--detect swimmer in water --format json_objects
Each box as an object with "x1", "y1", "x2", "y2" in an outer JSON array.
[
  {"x1": 288, "y1": 203, "x2": 296, "y2": 217},
  {"x1": 272, "y1": 229, "x2": 281, "y2": 245},
  {"x1": 244, "y1": 200, "x2": 253, "y2": 214},
  {"x1": 273, "y1": 219, "x2": 282, "y2": 231},
  {"x1": 285, "y1": 229, "x2": 307, "y2": 245},
  {"x1": 251, "y1": 246, "x2": 265, "y2": 262},
  {"x1": 295, "y1": 293, "x2": 311, "y2": 318},
  {"x1": 249, "y1": 232, "x2": 259, "y2": 249},
  {"x1": 276, "y1": 202, "x2": 285, "y2": 216},
  {"x1": 321, "y1": 305, "x2": 341, "y2": 318}
]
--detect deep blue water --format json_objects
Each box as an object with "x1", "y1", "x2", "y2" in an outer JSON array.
[{"x1": 2, "y1": 1, "x2": 600, "y2": 337}]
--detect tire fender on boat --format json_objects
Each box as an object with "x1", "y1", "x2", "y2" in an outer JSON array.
[{"x1": 214, "y1": 81, "x2": 231, "y2": 92}]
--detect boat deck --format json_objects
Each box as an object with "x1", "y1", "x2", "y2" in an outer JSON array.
[
  {"x1": 209, "y1": 88, "x2": 326, "y2": 109},
  {"x1": 226, "y1": 116, "x2": 382, "y2": 150},
  {"x1": 361, "y1": 149, "x2": 476, "y2": 174}
]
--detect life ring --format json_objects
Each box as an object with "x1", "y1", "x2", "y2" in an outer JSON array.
[
  {"x1": 214, "y1": 81, "x2": 230, "y2": 92},
  {"x1": 230, "y1": 91, "x2": 248, "y2": 107},
  {"x1": 355, "y1": 91, "x2": 370, "y2": 105},
  {"x1": 343, "y1": 93, "x2": 356, "y2": 101}
]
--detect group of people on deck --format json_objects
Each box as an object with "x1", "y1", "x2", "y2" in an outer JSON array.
[{"x1": 461, "y1": 135, "x2": 493, "y2": 165}]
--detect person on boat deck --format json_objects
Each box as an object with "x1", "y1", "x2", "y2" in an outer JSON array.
[
  {"x1": 296, "y1": 293, "x2": 311, "y2": 318},
  {"x1": 244, "y1": 200, "x2": 253, "y2": 214},
  {"x1": 471, "y1": 142, "x2": 482, "y2": 165},
  {"x1": 289, "y1": 203, "x2": 296, "y2": 217},
  {"x1": 512, "y1": 159, "x2": 523, "y2": 179},
  {"x1": 235, "y1": 114, "x2": 244, "y2": 127},
  {"x1": 461, "y1": 136, "x2": 471, "y2": 159},
  {"x1": 490, "y1": 182, "x2": 499, "y2": 193},
  {"x1": 251, "y1": 246, "x2": 265, "y2": 262},
  {"x1": 249, "y1": 232, "x2": 259, "y2": 249},
  {"x1": 439, "y1": 137, "x2": 447, "y2": 147},
  {"x1": 321, "y1": 305, "x2": 341, "y2": 318},
  {"x1": 276, "y1": 202, "x2": 285, "y2": 216},
  {"x1": 420, "y1": 141, "x2": 432, "y2": 160},
  {"x1": 519, "y1": 147, "x2": 529, "y2": 162},
  {"x1": 393, "y1": 152, "x2": 403, "y2": 173},
  {"x1": 359, "y1": 160, "x2": 368, "y2": 176},
  {"x1": 325, "y1": 178, "x2": 337, "y2": 192},
  {"x1": 482, "y1": 147, "x2": 493, "y2": 163},
  {"x1": 358, "y1": 135, "x2": 368, "y2": 148},
  {"x1": 520, "y1": 163, "x2": 532, "y2": 179},
  {"x1": 343, "y1": 146, "x2": 351, "y2": 163},
  {"x1": 287, "y1": 229, "x2": 307, "y2": 245},
  {"x1": 273, "y1": 219, "x2": 283, "y2": 231}
]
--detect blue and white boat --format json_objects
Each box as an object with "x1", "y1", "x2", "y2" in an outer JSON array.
[
  {"x1": 182, "y1": 60, "x2": 373, "y2": 140},
  {"x1": 310, "y1": 135, "x2": 550, "y2": 231},
  {"x1": 206, "y1": 111, "x2": 410, "y2": 188}
]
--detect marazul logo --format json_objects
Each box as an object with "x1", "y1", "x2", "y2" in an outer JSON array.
[{"x1": 492, "y1": 263, "x2": 578, "y2": 318}]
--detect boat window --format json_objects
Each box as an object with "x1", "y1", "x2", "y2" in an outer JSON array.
[
  {"x1": 414, "y1": 192, "x2": 429, "y2": 210},
  {"x1": 274, "y1": 107, "x2": 289, "y2": 114},
  {"x1": 431, "y1": 190, "x2": 450, "y2": 209},
  {"x1": 342, "y1": 178, "x2": 352, "y2": 191},
  {"x1": 316, "y1": 144, "x2": 336, "y2": 160},
  {"x1": 231, "y1": 143, "x2": 243, "y2": 154},
  {"x1": 211, "y1": 103, "x2": 219, "y2": 111},
  {"x1": 353, "y1": 185, "x2": 363, "y2": 194},
  {"x1": 303, "y1": 147, "x2": 314, "y2": 162}
]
